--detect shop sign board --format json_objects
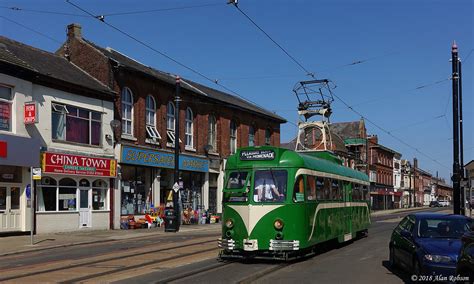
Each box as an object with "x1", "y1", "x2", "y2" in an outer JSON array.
[
  {"x1": 41, "y1": 152, "x2": 117, "y2": 177},
  {"x1": 0, "y1": 140, "x2": 6, "y2": 158},
  {"x1": 24, "y1": 101, "x2": 38, "y2": 124},
  {"x1": 32, "y1": 167, "x2": 42, "y2": 180},
  {"x1": 121, "y1": 146, "x2": 209, "y2": 172}
]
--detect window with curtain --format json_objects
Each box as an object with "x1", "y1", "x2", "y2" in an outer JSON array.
[
  {"x1": 208, "y1": 115, "x2": 217, "y2": 151},
  {"x1": 0, "y1": 84, "x2": 12, "y2": 132},
  {"x1": 185, "y1": 107, "x2": 193, "y2": 149},
  {"x1": 145, "y1": 95, "x2": 160, "y2": 140},
  {"x1": 38, "y1": 177, "x2": 58, "y2": 212},
  {"x1": 59, "y1": 178, "x2": 77, "y2": 211},
  {"x1": 121, "y1": 87, "x2": 133, "y2": 136},
  {"x1": 51, "y1": 103, "x2": 101, "y2": 145},
  {"x1": 248, "y1": 125, "x2": 255, "y2": 146},
  {"x1": 230, "y1": 120, "x2": 237, "y2": 154},
  {"x1": 265, "y1": 128, "x2": 271, "y2": 145}
]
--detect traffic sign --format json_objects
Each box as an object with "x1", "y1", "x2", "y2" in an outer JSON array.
[
  {"x1": 173, "y1": 182, "x2": 179, "y2": 192},
  {"x1": 32, "y1": 167, "x2": 42, "y2": 180}
]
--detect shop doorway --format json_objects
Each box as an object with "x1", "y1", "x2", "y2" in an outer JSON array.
[
  {"x1": 0, "y1": 185, "x2": 21, "y2": 232},
  {"x1": 79, "y1": 189, "x2": 91, "y2": 227}
]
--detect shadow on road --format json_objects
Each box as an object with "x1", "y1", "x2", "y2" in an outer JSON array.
[{"x1": 382, "y1": 260, "x2": 413, "y2": 283}]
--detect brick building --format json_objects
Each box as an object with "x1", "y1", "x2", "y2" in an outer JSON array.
[
  {"x1": 58, "y1": 24, "x2": 286, "y2": 228},
  {"x1": 368, "y1": 135, "x2": 402, "y2": 210}
]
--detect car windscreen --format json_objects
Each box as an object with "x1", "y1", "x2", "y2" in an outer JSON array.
[{"x1": 417, "y1": 217, "x2": 473, "y2": 238}]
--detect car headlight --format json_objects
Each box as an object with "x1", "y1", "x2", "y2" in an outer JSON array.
[
  {"x1": 225, "y1": 219, "x2": 234, "y2": 229},
  {"x1": 424, "y1": 254, "x2": 452, "y2": 263},
  {"x1": 274, "y1": 219, "x2": 284, "y2": 230}
]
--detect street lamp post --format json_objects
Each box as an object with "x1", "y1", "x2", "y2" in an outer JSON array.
[{"x1": 173, "y1": 76, "x2": 181, "y2": 232}]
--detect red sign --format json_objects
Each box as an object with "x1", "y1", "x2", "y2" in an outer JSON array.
[
  {"x1": 42, "y1": 152, "x2": 117, "y2": 177},
  {"x1": 0, "y1": 141, "x2": 6, "y2": 158},
  {"x1": 24, "y1": 102, "x2": 37, "y2": 124}
]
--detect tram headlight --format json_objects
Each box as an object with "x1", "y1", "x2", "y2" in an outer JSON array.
[
  {"x1": 274, "y1": 219, "x2": 284, "y2": 230},
  {"x1": 225, "y1": 219, "x2": 234, "y2": 229}
]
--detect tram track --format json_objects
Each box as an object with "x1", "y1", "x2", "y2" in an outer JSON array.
[{"x1": 0, "y1": 237, "x2": 218, "y2": 283}]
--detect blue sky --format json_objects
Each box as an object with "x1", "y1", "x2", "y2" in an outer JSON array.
[{"x1": 1, "y1": 0, "x2": 472, "y2": 181}]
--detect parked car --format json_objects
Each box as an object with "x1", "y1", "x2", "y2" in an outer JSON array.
[
  {"x1": 439, "y1": 200, "x2": 450, "y2": 207},
  {"x1": 429, "y1": 201, "x2": 441, "y2": 207},
  {"x1": 389, "y1": 213, "x2": 473, "y2": 278},
  {"x1": 456, "y1": 223, "x2": 474, "y2": 281}
]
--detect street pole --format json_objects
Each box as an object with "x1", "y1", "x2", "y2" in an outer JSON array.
[
  {"x1": 451, "y1": 42, "x2": 461, "y2": 215},
  {"x1": 174, "y1": 75, "x2": 181, "y2": 232},
  {"x1": 414, "y1": 158, "x2": 417, "y2": 207},
  {"x1": 409, "y1": 170, "x2": 412, "y2": 208},
  {"x1": 30, "y1": 167, "x2": 34, "y2": 245},
  {"x1": 459, "y1": 59, "x2": 465, "y2": 215}
]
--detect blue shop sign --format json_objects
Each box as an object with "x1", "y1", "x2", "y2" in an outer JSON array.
[{"x1": 121, "y1": 146, "x2": 209, "y2": 172}]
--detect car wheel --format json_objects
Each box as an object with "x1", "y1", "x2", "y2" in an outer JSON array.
[{"x1": 389, "y1": 247, "x2": 398, "y2": 268}]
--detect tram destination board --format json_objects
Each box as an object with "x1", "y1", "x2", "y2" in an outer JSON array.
[{"x1": 240, "y1": 150, "x2": 275, "y2": 161}]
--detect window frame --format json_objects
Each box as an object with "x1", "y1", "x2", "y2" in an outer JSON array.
[
  {"x1": 0, "y1": 84, "x2": 13, "y2": 132},
  {"x1": 265, "y1": 127, "x2": 271, "y2": 145},
  {"x1": 248, "y1": 125, "x2": 255, "y2": 147},
  {"x1": 145, "y1": 95, "x2": 161, "y2": 141},
  {"x1": 121, "y1": 87, "x2": 134, "y2": 136},
  {"x1": 185, "y1": 107, "x2": 194, "y2": 149},
  {"x1": 230, "y1": 120, "x2": 237, "y2": 154},
  {"x1": 208, "y1": 115, "x2": 217, "y2": 151}
]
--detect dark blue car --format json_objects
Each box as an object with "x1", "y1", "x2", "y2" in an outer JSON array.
[{"x1": 389, "y1": 213, "x2": 473, "y2": 278}]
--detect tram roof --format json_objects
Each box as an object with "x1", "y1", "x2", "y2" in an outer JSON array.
[{"x1": 228, "y1": 146, "x2": 369, "y2": 183}]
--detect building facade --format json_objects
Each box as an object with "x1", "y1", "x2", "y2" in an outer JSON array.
[
  {"x1": 58, "y1": 24, "x2": 286, "y2": 228},
  {"x1": 0, "y1": 36, "x2": 117, "y2": 233}
]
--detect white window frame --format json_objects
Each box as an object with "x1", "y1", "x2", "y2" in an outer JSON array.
[
  {"x1": 208, "y1": 115, "x2": 217, "y2": 151},
  {"x1": 0, "y1": 84, "x2": 13, "y2": 132},
  {"x1": 185, "y1": 107, "x2": 194, "y2": 150},
  {"x1": 121, "y1": 87, "x2": 134, "y2": 136},
  {"x1": 265, "y1": 128, "x2": 271, "y2": 145},
  {"x1": 248, "y1": 125, "x2": 255, "y2": 147},
  {"x1": 230, "y1": 120, "x2": 237, "y2": 154},
  {"x1": 145, "y1": 95, "x2": 161, "y2": 142}
]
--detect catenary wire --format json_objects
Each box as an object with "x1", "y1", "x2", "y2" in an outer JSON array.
[
  {"x1": 229, "y1": 1, "x2": 315, "y2": 78},
  {"x1": 102, "y1": 2, "x2": 224, "y2": 17},
  {"x1": 0, "y1": 15, "x2": 62, "y2": 44},
  {"x1": 65, "y1": 0, "x2": 268, "y2": 112},
  {"x1": 0, "y1": 5, "x2": 87, "y2": 17}
]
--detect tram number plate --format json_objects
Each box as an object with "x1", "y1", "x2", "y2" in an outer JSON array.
[{"x1": 243, "y1": 239, "x2": 258, "y2": 251}]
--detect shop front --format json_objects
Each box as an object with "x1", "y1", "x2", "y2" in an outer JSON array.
[
  {"x1": 0, "y1": 135, "x2": 41, "y2": 233},
  {"x1": 118, "y1": 146, "x2": 209, "y2": 226},
  {"x1": 37, "y1": 151, "x2": 116, "y2": 233}
]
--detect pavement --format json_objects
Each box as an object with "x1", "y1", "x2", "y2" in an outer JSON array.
[{"x1": 0, "y1": 206, "x2": 434, "y2": 257}]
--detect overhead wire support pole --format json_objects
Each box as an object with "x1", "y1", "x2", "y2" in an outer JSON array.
[
  {"x1": 451, "y1": 42, "x2": 461, "y2": 215},
  {"x1": 228, "y1": 0, "x2": 315, "y2": 78}
]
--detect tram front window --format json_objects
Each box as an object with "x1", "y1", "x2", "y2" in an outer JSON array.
[
  {"x1": 226, "y1": 171, "x2": 248, "y2": 189},
  {"x1": 253, "y1": 170, "x2": 287, "y2": 203}
]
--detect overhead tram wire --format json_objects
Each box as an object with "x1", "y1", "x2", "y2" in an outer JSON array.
[
  {"x1": 228, "y1": 0, "x2": 315, "y2": 78},
  {"x1": 101, "y1": 2, "x2": 225, "y2": 17},
  {"x1": 65, "y1": 0, "x2": 272, "y2": 119},
  {"x1": 0, "y1": 6, "x2": 87, "y2": 17},
  {"x1": 0, "y1": 15, "x2": 62, "y2": 44},
  {"x1": 331, "y1": 92, "x2": 450, "y2": 170}
]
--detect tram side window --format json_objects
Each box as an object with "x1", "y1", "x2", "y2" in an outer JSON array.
[
  {"x1": 226, "y1": 171, "x2": 248, "y2": 189},
  {"x1": 353, "y1": 183, "x2": 361, "y2": 200},
  {"x1": 293, "y1": 176, "x2": 305, "y2": 202},
  {"x1": 306, "y1": 175, "x2": 317, "y2": 201},
  {"x1": 323, "y1": 178, "x2": 331, "y2": 200},
  {"x1": 316, "y1": 177, "x2": 324, "y2": 200},
  {"x1": 331, "y1": 179, "x2": 341, "y2": 200},
  {"x1": 362, "y1": 185, "x2": 369, "y2": 201}
]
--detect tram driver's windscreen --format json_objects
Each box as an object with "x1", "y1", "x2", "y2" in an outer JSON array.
[{"x1": 253, "y1": 170, "x2": 288, "y2": 202}]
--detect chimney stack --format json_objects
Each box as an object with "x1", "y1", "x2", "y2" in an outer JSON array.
[{"x1": 67, "y1": 23, "x2": 82, "y2": 39}]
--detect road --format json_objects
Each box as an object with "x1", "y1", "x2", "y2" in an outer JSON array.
[{"x1": 0, "y1": 207, "x2": 447, "y2": 283}]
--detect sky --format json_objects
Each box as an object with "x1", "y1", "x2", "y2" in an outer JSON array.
[{"x1": 1, "y1": 0, "x2": 472, "y2": 182}]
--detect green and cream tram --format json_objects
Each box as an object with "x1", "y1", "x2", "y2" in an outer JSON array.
[{"x1": 218, "y1": 146, "x2": 370, "y2": 260}]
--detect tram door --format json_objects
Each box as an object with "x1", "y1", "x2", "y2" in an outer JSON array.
[
  {"x1": 343, "y1": 182, "x2": 352, "y2": 241},
  {"x1": 0, "y1": 185, "x2": 21, "y2": 232}
]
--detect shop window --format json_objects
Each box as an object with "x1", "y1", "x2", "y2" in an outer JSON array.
[
  {"x1": 121, "y1": 166, "x2": 148, "y2": 215},
  {"x1": 306, "y1": 175, "x2": 317, "y2": 201},
  {"x1": 230, "y1": 120, "x2": 237, "y2": 154},
  {"x1": 0, "y1": 187, "x2": 5, "y2": 211},
  {"x1": 78, "y1": 179, "x2": 89, "y2": 187},
  {"x1": 59, "y1": 178, "x2": 77, "y2": 211},
  {"x1": 185, "y1": 107, "x2": 194, "y2": 149},
  {"x1": 52, "y1": 102, "x2": 102, "y2": 145},
  {"x1": 92, "y1": 179, "x2": 107, "y2": 210},
  {"x1": 0, "y1": 84, "x2": 12, "y2": 132},
  {"x1": 146, "y1": 95, "x2": 161, "y2": 141},
  {"x1": 121, "y1": 87, "x2": 133, "y2": 136},
  {"x1": 248, "y1": 125, "x2": 255, "y2": 146},
  {"x1": 38, "y1": 177, "x2": 58, "y2": 211},
  {"x1": 208, "y1": 115, "x2": 217, "y2": 151}
]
